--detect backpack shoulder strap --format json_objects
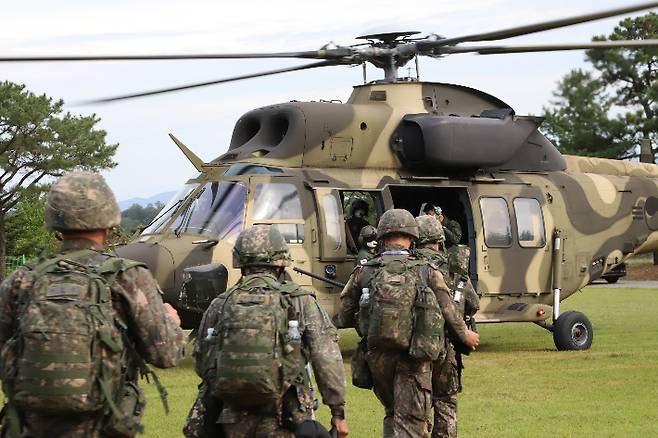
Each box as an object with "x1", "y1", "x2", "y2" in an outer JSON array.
[
  {"x1": 279, "y1": 281, "x2": 315, "y2": 298},
  {"x1": 29, "y1": 249, "x2": 98, "y2": 276}
]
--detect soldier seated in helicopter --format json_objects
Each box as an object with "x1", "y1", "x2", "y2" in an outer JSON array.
[{"x1": 346, "y1": 197, "x2": 372, "y2": 253}]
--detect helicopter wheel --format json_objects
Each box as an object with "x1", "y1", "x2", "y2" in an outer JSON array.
[{"x1": 553, "y1": 311, "x2": 593, "y2": 351}]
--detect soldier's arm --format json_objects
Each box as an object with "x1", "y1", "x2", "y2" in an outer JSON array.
[
  {"x1": 0, "y1": 270, "x2": 25, "y2": 347},
  {"x1": 192, "y1": 297, "x2": 223, "y2": 378},
  {"x1": 443, "y1": 222, "x2": 461, "y2": 245},
  {"x1": 332, "y1": 267, "x2": 363, "y2": 328},
  {"x1": 114, "y1": 266, "x2": 186, "y2": 368},
  {"x1": 302, "y1": 296, "x2": 346, "y2": 419},
  {"x1": 428, "y1": 266, "x2": 469, "y2": 344}
]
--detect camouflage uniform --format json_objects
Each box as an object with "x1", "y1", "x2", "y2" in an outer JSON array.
[
  {"x1": 442, "y1": 218, "x2": 462, "y2": 248},
  {"x1": 335, "y1": 210, "x2": 470, "y2": 438},
  {"x1": 356, "y1": 225, "x2": 378, "y2": 265},
  {"x1": 346, "y1": 198, "x2": 371, "y2": 250},
  {"x1": 186, "y1": 225, "x2": 346, "y2": 438},
  {"x1": 414, "y1": 216, "x2": 478, "y2": 438},
  {"x1": 0, "y1": 172, "x2": 185, "y2": 438}
]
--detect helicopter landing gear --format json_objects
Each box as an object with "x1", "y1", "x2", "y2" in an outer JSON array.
[{"x1": 552, "y1": 311, "x2": 593, "y2": 351}]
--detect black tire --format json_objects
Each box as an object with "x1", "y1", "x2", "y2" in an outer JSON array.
[
  {"x1": 553, "y1": 311, "x2": 593, "y2": 351},
  {"x1": 605, "y1": 277, "x2": 619, "y2": 284}
]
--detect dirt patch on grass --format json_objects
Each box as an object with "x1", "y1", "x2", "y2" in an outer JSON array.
[{"x1": 626, "y1": 263, "x2": 658, "y2": 281}]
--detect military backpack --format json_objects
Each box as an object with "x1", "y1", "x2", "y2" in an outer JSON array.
[
  {"x1": 359, "y1": 256, "x2": 445, "y2": 360},
  {"x1": 208, "y1": 275, "x2": 311, "y2": 410},
  {"x1": 0, "y1": 250, "x2": 140, "y2": 416}
]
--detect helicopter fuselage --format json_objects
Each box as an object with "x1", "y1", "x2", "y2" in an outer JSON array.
[{"x1": 116, "y1": 81, "x2": 658, "y2": 335}]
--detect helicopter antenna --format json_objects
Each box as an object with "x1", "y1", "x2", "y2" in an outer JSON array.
[
  {"x1": 169, "y1": 133, "x2": 205, "y2": 172},
  {"x1": 362, "y1": 63, "x2": 367, "y2": 84}
]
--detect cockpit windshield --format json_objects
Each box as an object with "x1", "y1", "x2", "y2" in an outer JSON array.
[
  {"x1": 141, "y1": 183, "x2": 196, "y2": 235},
  {"x1": 141, "y1": 182, "x2": 246, "y2": 241},
  {"x1": 169, "y1": 182, "x2": 246, "y2": 240}
]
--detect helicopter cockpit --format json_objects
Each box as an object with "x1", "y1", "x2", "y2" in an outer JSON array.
[{"x1": 141, "y1": 181, "x2": 246, "y2": 243}]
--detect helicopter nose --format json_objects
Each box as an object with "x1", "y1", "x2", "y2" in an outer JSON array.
[{"x1": 115, "y1": 237, "x2": 216, "y2": 305}]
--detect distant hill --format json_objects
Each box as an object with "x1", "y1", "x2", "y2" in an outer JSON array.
[{"x1": 119, "y1": 191, "x2": 176, "y2": 211}]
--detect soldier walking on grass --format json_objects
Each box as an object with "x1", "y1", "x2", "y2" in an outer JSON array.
[
  {"x1": 185, "y1": 224, "x2": 348, "y2": 438},
  {"x1": 335, "y1": 209, "x2": 479, "y2": 438},
  {"x1": 0, "y1": 171, "x2": 185, "y2": 438},
  {"x1": 414, "y1": 215, "x2": 480, "y2": 438}
]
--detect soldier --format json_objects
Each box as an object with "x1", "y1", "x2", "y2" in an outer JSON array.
[
  {"x1": 346, "y1": 198, "x2": 371, "y2": 248},
  {"x1": 421, "y1": 203, "x2": 462, "y2": 248},
  {"x1": 0, "y1": 171, "x2": 185, "y2": 438},
  {"x1": 335, "y1": 209, "x2": 479, "y2": 438},
  {"x1": 187, "y1": 225, "x2": 348, "y2": 438},
  {"x1": 356, "y1": 225, "x2": 378, "y2": 265},
  {"x1": 414, "y1": 215, "x2": 478, "y2": 438}
]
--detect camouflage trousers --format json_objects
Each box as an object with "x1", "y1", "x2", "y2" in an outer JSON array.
[
  {"x1": 431, "y1": 346, "x2": 461, "y2": 438},
  {"x1": 366, "y1": 348, "x2": 432, "y2": 438},
  {"x1": 184, "y1": 383, "x2": 313, "y2": 438}
]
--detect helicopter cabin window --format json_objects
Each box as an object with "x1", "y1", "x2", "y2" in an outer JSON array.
[
  {"x1": 252, "y1": 183, "x2": 304, "y2": 244},
  {"x1": 322, "y1": 194, "x2": 342, "y2": 251},
  {"x1": 340, "y1": 191, "x2": 382, "y2": 254},
  {"x1": 168, "y1": 182, "x2": 247, "y2": 241},
  {"x1": 513, "y1": 198, "x2": 546, "y2": 248},
  {"x1": 479, "y1": 197, "x2": 512, "y2": 248}
]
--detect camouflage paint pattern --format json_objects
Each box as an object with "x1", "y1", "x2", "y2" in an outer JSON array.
[
  {"x1": 45, "y1": 171, "x2": 121, "y2": 232},
  {"x1": 0, "y1": 239, "x2": 186, "y2": 436},
  {"x1": 115, "y1": 80, "x2": 658, "y2": 331}
]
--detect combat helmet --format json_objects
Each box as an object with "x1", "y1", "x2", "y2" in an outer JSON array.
[
  {"x1": 45, "y1": 171, "x2": 121, "y2": 232},
  {"x1": 416, "y1": 215, "x2": 445, "y2": 244},
  {"x1": 376, "y1": 209, "x2": 419, "y2": 239},
  {"x1": 358, "y1": 225, "x2": 378, "y2": 247},
  {"x1": 233, "y1": 224, "x2": 292, "y2": 268},
  {"x1": 349, "y1": 198, "x2": 369, "y2": 217}
]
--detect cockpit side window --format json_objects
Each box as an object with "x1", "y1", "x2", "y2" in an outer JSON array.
[
  {"x1": 251, "y1": 183, "x2": 305, "y2": 244},
  {"x1": 513, "y1": 198, "x2": 546, "y2": 248},
  {"x1": 479, "y1": 197, "x2": 512, "y2": 247}
]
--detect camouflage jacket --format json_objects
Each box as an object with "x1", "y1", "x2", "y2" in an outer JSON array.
[
  {"x1": 0, "y1": 239, "x2": 186, "y2": 370},
  {"x1": 443, "y1": 218, "x2": 462, "y2": 247},
  {"x1": 334, "y1": 244, "x2": 470, "y2": 346},
  {"x1": 193, "y1": 273, "x2": 346, "y2": 418},
  {"x1": 413, "y1": 247, "x2": 450, "y2": 281}
]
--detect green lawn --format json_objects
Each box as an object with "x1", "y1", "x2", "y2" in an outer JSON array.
[{"x1": 138, "y1": 286, "x2": 658, "y2": 436}]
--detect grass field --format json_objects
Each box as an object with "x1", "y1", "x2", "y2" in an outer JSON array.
[{"x1": 138, "y1": 285, "x2": 658, "y2": 437}]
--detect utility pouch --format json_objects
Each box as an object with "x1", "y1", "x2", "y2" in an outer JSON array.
[
  {"x1": 409, "y1": 265, "x2": 445, "y2": 362},
  {"x1": 103, "y1": 382, "x2": 146, "y2": 438},
  {"x1": 350, "y1": 338, "x2": 373, "y2": 389}
]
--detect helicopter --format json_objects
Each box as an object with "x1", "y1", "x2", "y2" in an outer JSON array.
[{"x1": 4, "y1": 2, "x2": 657, "y2": 350}]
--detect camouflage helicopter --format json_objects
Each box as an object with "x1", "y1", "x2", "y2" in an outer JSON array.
[{"x1": 5, "y1": 2, "x2": 657, "y2": 350}]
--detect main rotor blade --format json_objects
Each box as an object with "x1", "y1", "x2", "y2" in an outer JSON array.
[
  {"x1": 444, "y1": 39, "x2": 658, "y2": 55},
  {"x1": 0, "y1": 49, "x2": 352, "y2": 62},
  {"x1": 419, "y1": 1, "x2": 658, "y2": 50},
  {"x1": 83, "y1": 60, "x2": 339, "y2": 104}
]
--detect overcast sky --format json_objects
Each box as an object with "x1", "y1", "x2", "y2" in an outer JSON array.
[{"x1": 2, "y1": 0, "x2": 655, "y2": 201}]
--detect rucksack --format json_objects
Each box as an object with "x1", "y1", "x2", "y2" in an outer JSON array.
[
  {"x1": 360, "y1": 257, "x2": 444, "y2": 360},
  {"x1": 208, "y1": 275, "x2": 311, "y2": 410},
  {"x1": 1, "y1": 249, "x2": 140, "y2": 416}
]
